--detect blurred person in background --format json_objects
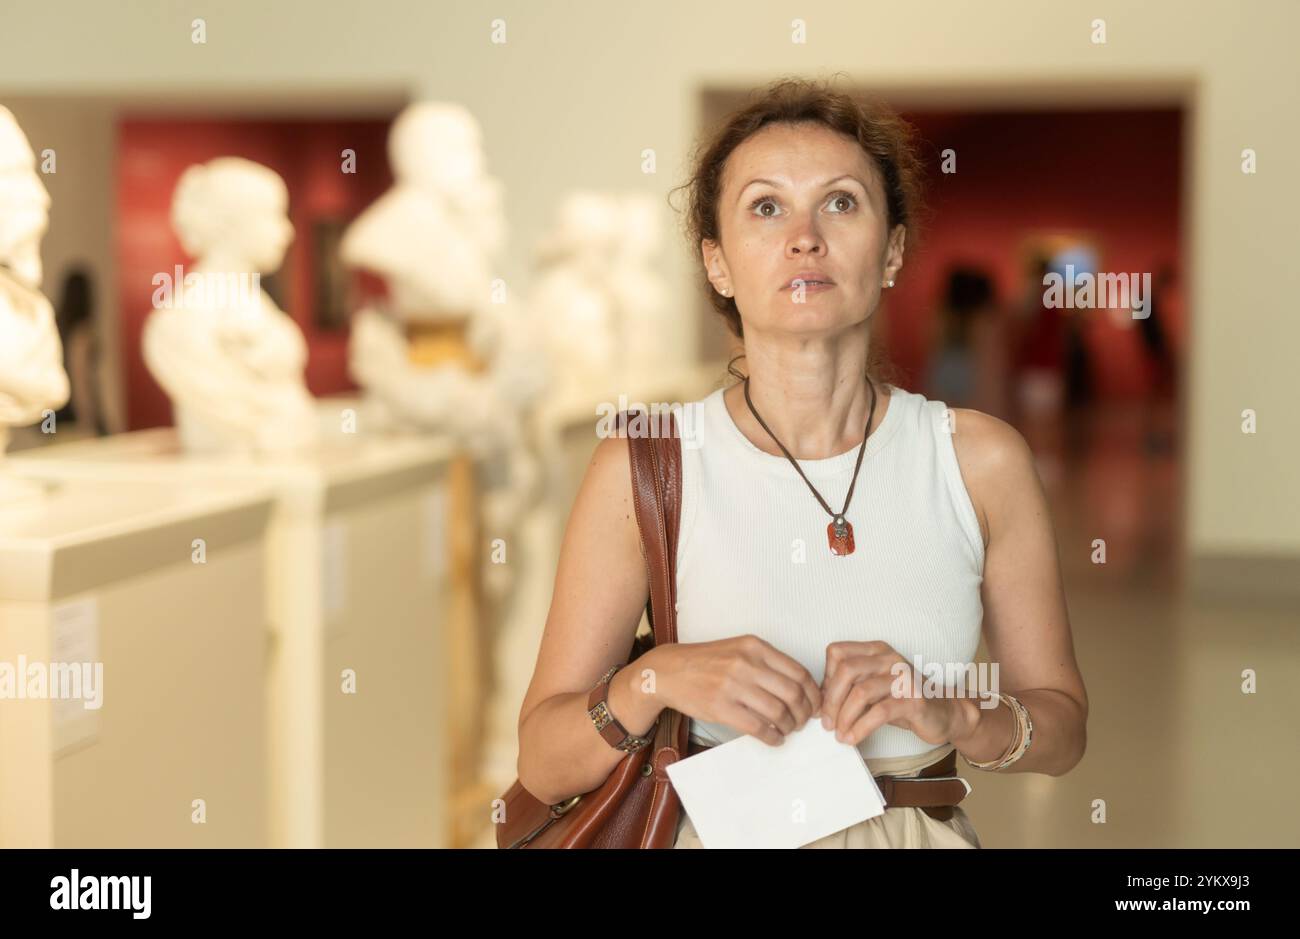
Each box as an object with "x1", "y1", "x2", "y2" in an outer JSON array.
[
  {"x1": 927, "y1": 265, "x2": 1011, "y2": 420},
  {"x1": 53, "y1": 263, "x2": 107, "y2": 437},
  {"x1": 1138, "y1": 263, "x2": 1179, "y2": 455},
  {"x1": 1011, "y1": 255, "x2": 1066, "y2": 482},
  {"x1": 1014, "y1": 255, "x2": 1065, "y2": 408}
]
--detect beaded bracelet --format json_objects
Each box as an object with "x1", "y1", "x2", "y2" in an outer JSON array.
[
  {"x1": 962, "y1": 692, "x2": 1019, "y2": 769},
  {"x1": 962, "y1": 692, "x2": 1033, "y2": 771},
  {"x1": 999, "y1": 695, "x2": 1034, "y2": 768}
]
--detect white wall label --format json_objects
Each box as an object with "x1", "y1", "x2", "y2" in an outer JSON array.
[
  {"x1": 322, "y1": 520, "x2": 348, "y2": 620},
  {"x1": 420, "y1": 486, "x2": 448, "y2": 579},
  {"x1": 50, "y1": 597, "x2": 102, "y2": 754}
]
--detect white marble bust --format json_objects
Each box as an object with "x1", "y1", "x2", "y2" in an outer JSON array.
[
  {"x1": 341, "y1": 101, "x2": 548, "y2": 598},
  {"x1": 142, "y1": 156, "x2": 318, "y2": 455},
  {"x1": 342, "y1": 101, "x2": 546, "y2": 441},
  {"x1": 532, "y1": 190, "x2": 671, "y2": 399},
  {"x1": 343, "y1": 101, "x2": 505, "y2": 319},
  {"x1": 0, "y1": 105, "x2": 70, "y2": 502}
]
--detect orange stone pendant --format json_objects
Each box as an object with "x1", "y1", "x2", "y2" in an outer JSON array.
[{"x1": 827, "y1": 517, "x2": 855, "y2": 556}]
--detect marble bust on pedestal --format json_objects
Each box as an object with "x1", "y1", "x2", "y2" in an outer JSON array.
[{"x1": 142, "y1": 156, "x2": 318, "y2": 455}]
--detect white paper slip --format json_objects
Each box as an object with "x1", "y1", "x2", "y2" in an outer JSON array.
[{"x1": 665, "y1": 718, "x2": 886, "y2": 849}]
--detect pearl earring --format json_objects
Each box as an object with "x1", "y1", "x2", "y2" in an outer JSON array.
[{"x1": 884, "y1": 279, "x2": 895, "y2": 288}]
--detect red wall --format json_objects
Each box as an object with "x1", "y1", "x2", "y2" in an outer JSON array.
[
  {"x1": 886, "y1": 109, "x2": 1184, "y2": 399},
  {"x1": 117, "y1": 118, "x2": 393, "y2": 430},
  {"x1": 117, "y1": 109, "x2": 1182, "y2": 428}
]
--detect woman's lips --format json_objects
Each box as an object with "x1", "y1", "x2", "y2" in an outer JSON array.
[{"x1": 782, "y1": 279, "x2": 835, "y2": 291}]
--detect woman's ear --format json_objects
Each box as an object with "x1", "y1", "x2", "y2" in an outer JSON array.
[
  {"x1": 702, "y1": 237, "x2": 731, "y2": 296},
  {"x1": 883, "y1": 224, "x2": 907, "y2": 283}
]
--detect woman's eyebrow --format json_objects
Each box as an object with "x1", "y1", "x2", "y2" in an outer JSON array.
[{"x1": 737, "y1": 174, "x2": 869, "y2": 200}]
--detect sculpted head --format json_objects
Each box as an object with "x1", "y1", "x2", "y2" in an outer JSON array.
[
  {"x1": 0, "y1": 106, "x2": 52, "y2": 287},
  {"x1": 388, "y1": 101, "x2": 504, "y2": 255},
  {"x1": 171, "y1": 156, "x2": 294, "y2": 273}
]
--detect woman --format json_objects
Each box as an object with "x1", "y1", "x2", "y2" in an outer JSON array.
[
  {"x1": 928, "y1": 266, "x2": 1013, "y2": 422},
  {"x1": 516, "y1": 78, "x2": 1088, "y2": 848},
  {"x1": 54, "y1": 265, "x2": 109, "y2": 436}
]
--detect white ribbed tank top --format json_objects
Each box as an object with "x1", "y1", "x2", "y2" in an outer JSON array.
[{"x1": 674, "y1": 382, "x2": 986, "y2": 759}]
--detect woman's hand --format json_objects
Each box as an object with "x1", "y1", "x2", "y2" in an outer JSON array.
[
  {"x1": 655, "y1": 636, "x2": 823, "y2": 746},
  {"x1": 818, "y1": 641, "x2": 967, "y2": 747}
]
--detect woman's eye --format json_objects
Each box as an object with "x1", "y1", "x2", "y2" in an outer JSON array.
[
  {"x1": 827, "y1": 191, "x2": 857, "y2": 213},
  {"x1": 749, "y1": 196, "x2": 779, "y2": 218}
]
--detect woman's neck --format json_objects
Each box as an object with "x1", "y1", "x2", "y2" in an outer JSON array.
[{"x1": 724, "y1": 327, "x2": 889, "y2": 461}]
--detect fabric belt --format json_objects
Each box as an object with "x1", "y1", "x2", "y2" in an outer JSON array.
[{"x1": 685, "y1": 738, "x2": 971, "y2": 822}]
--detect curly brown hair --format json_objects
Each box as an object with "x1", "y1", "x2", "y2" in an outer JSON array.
[{"x1": 670, "y1": 76, "x2": 927, "y2": 386}]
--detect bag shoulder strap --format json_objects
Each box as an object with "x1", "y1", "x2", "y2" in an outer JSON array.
[{"x1": 617, "y1": 408, "x2": 682, "y2": 649}]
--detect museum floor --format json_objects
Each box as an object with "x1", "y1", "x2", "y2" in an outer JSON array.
[{"x1": 960, "y1": 396, "x2": 1298, "y2": 848}]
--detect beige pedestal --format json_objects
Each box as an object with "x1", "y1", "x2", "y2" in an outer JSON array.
[
  {"x1": 8, "y1": 430, "x2": 456, "y2": 848},
  {"x1": 0, "y1": 477, "x2": 274, "y2": 847},
  {"x1": 322, "y1": 396, "x2": 500, "y2": 848}
]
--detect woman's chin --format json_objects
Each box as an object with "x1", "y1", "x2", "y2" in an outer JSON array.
[{"x1": 779, "y1": 301, "x2": 847, "y2": 324}]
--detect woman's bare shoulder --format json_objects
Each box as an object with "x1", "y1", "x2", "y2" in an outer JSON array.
[
  {"x1": 570, "y1": 431, "x2": 646, "y2": 557},
  {"x1": 944, "y1": 408, "x2": 1041, "y2": 551}
]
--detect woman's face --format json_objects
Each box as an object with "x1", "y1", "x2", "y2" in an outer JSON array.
[{"x1": 702, "y1": 121, "x2": 906, "y2": 339}]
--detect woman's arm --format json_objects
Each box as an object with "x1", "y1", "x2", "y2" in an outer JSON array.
[
  {"x1": 945, "y1": 408, "x2": 1089, "y2": 776},
  {"x1": 515, "y1": 433, "x2": 666, "y2": 806}
]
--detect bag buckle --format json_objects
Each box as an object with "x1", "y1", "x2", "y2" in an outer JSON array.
[{"x1": 550, "y1": 795, "x2": 582, "y2": 818}]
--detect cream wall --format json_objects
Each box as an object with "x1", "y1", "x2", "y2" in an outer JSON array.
[{"x1": 2, "y1": 0, "x2": 1296, "y2": 565}]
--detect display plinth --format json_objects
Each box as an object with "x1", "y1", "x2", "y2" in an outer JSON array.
[
  {"x1": 0, "y1": 477, "x2": 274, "y2": 847},
  {"x1": 8, "y1": 428, "x2": 456, "y2": 848}
]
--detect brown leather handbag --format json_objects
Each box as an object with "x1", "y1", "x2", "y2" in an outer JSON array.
[{"x1": 496, "y1": 408, "x2": 689, "y2": 848}]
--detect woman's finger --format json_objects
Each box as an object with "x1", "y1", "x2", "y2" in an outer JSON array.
[
  {"x1": 755, "y1": 643, "x2": 823, "y2": 718},
  {"x1": 843, "y1": 695, "x2": 905, "y2": 747},
  {"x1": 833, "y1": 674, "x2": 897, "y2": 740},
  {"x1": 820, "y1": 655, "x2": 891, "y2": 727},
  {"x1": 736, "y1": 683, "x2": 801, "y2": 735},
  {"x1": 747, "y1": 662, "x2": 816, "y2": 727},
  {"x1": 824, "y1": 640, "x2": 894, "y2": 684}
]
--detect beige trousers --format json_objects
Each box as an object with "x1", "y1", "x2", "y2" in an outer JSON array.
[{"x1": 672, "y1": 741, "x2": 981, "y2": 849}]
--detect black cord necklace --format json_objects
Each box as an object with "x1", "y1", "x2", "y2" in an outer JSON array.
[{"x1": 742, "y1": 375, "x2": 878, "y2": 556}]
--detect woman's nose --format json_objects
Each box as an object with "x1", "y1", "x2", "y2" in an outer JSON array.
[{"x1": 788, "y1": 224, "x2": 824, "y2": 254}]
